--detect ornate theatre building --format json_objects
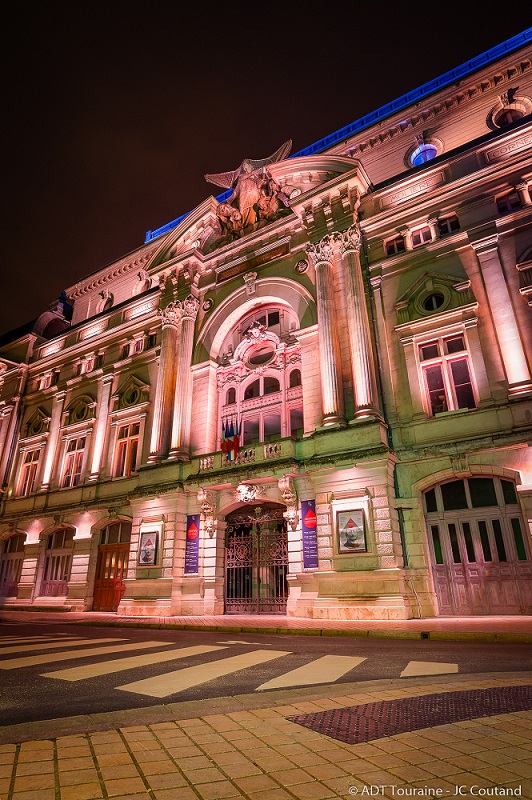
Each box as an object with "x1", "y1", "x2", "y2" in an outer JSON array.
[{"x1": 1, "y1": 30, "x2": 532, "y2": 619}]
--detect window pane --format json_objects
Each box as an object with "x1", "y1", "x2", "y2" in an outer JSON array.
[
  {"x1": 420, "y1": 343, "x2": 440, "y2": 360},
  {"x1": 289, "y1": 369, "x2": 301, "y2": 388},
  {"x1": 431, "y1": 525, "x2": 443, "y2": 564},
  {"x1": 492, "y1": 519, "x2": 507, "y2": 562},
  {"x1": 425, "y1": 365, "x2": 448, "y2": 414},
  {"x1": 478, "y1": 521, "x2": 492, "y2": 561},
  {"x1": 268, "y1": 311, "x2": 280, "y2": 327},
  {"x1": 263, "y1": 377, "x2": 280, "y2": 395},
  {"x1": 450, "y1": 359, "x2": 476, "y2": 409},
  {"x1": 445, "y1": 336, "x2": 465, "y2": 354},
  {"x1": 264, "y1": 414, "x2": 281, "y2": 441},
  {"x1": 501, "y1": 480, "x2": 517, "y2": 504},
  {"x1": 424, "y1": 488, "x2": 438, "y2": 513},
  {"x1": 448, "y1": 523, "x2": 461, "y2": 563},
  {"x1": 441, "y1": 480, "x2": 467, "y2": 510},
  {"x1": 511, "y1": 518, "x2": 527, "y2": 561},
  {"x1": 468, "y1": 478, "x2": 497, "y2": 508},
  {"x1": 243, "y1": 417, "x2": 259, "y2": 445},
  {"x1": 290, "y1": 407, "x2": 303, "y2": 437},
  {"x1": 462, "y1": 522, "x2": 476, "y2": 562},
  {"x1": 244, "y1": 379, "x2": 260, "y2": 400}
]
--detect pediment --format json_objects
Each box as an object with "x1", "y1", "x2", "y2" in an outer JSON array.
[
  {"x1": 64, "y1": 394, "x2": 96, "y2": 426},
  {"x1": 112, "y1": 375, "x2": 150, "y2": 411},
  {"x1": 24, "y1": 407, "x2": 50, "y2": 438},
  {"x1": 395, "y1": 271, "x2": 477, "y2": 325}
]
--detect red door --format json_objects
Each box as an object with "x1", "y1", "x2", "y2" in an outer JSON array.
[{"x1": 93, "y1": 542, "x2": 129, "y2": 611}]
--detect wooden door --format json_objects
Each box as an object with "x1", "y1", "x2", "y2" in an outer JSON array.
[{"x1": 93, "y1": 542, "x2": 130, "y2": 612}]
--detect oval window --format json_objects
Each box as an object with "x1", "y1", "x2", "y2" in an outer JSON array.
[
  {"x1": 248, "y1": 343, "x2": 275, "y2": 367},
  {"x1": 422, "y1": 292, "x2": 445, "y2": 312}
]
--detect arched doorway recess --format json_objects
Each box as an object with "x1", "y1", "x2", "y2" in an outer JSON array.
[
  {"x1": 224, "y1": 502, "x2": 289, "y2": 614},
  {"x1": 93, "y1": 521, "x2": 131, "y2": 611},
  {"x1": 424, "y1": 476, "x2": 532, "y2": 615}
]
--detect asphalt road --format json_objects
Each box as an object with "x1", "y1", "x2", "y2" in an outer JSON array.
[{"x1": 1, "y1": 621, "x2": 531, "y2": 726}]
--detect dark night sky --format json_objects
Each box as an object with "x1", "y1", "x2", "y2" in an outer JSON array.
[{"x1": 2, "y1": 6, "x2": 531, "y2": 337}]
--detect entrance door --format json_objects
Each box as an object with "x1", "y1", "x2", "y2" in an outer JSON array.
[
  {"x1": 92, "y1": 521, "x2": 131, "y2": 612},
  {"x1": 424, "y1": 477, "x2": 532, "y2": 615},
  {"x1": 93, "y1": 543, "x2": 129, "y2": 611},
  {"x1": 225, "y1": 503, "x2": 289, "y2": 614}
]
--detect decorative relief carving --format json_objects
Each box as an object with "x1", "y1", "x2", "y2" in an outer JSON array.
[
  {"x1": 159, "y1": 301, "x2": 182, "y2": 328},
  {"x1": 198, "y1": 488, "x2": 217, "y2": 538},
  {"x1": 278, "y1": 475, "x2": 299, "y2": 531},
  {"x1": 181, "y1": 295, "x2": 200, "y2": 320},
  {"x1": 235, "y1": 483, "x2": 265, "y2": 503},
  {"x1": 306, "y1": 237, "x2": 334, "y2": 266},
  {"x1": 243, "y1": 271, "x2": 257, "y2": 296},
  {"x1": 334, "y1": 225, "x2": 362, "y2": 255}
]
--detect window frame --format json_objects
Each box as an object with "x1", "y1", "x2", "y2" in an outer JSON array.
[{"x1": 417, "y1": 333, "x2": 478, "y2": 417}]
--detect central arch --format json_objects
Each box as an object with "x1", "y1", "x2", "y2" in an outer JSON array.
[{"x1": 224, "y1": 502, "x2": 288, "y2": 614}]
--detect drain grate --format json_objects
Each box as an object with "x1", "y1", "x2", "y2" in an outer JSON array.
[{"x1": 286, "y1": 685, "x2": 532, "y2": 744}]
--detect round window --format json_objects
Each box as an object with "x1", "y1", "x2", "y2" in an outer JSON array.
[
  {"x1": 248, "y1": 344, "x2": 275, "y2": 367},
  {"x1": 73, "y1": 402, "x2": 88, "y2": 422},
  {"x1": 124, "y1": 387, "x2": 140, "y2": 406},
  {"x1": 422, "y1": 292, "x2": 445, "y2": 312}
]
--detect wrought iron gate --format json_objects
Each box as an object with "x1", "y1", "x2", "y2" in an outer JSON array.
[{"x1": 225, "y1": 504, "x2": 289, "y2": 614}]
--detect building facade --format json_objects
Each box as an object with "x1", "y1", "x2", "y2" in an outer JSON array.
[{"x1": 1, "y1": 30, "x2": 532, "y2": 619}]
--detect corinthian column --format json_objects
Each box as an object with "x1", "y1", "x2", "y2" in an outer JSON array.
[
  {"x1": 306, "y1": 238, "x2": 345, "y2": 425},
  {"x1": 169, "y1": 295, "x2": 199, "y2": 459},
  {"x1": 39, "y1": 390, "x2": 66, "y2": 490},
  {"x1": 472, "y1": 236, "x2": 532, "y2": 395},
  {"x1": 148, "y1": 302, "x2": 181, "y2": 462},
  {"x1": 334, "y1": 225, "x2": 380, "y2": 418}
]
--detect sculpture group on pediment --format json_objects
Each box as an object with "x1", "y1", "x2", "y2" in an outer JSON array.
[{"x1": 205, "y1": 140, "x2": 294, "y2": 248}]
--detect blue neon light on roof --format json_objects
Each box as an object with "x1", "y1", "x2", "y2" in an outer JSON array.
[{"x1": 145, "y1": 27, "x2": 532, "y2": 244}]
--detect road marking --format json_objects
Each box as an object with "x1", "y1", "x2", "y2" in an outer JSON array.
[
  {"x1": 217, "y1": 641, "x2": 272, "y2": 646},
  {"x1": 42, "y1": 645, "x2": 227, "y2": 681},
  {"x1": 400, "y1": 660, "x2": 459, "y2": 677},
  {"x1": 0, "y1": 638, "x2": 124, "y2": 655},
  {"x1": 117, "y1": 649, "x2": 291, "y2": 698},
  {"x1": 0, "y1": 635, "x2": 77, "y2": 645},
  {"x1": 256, "y1": 655, "x2": 367, "y2": 691},
  {"x1": 0, "y1": 640, "x2": 170, "y2": 669}
]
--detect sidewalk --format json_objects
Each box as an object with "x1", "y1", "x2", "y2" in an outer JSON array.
[
  {"x1": 1, "y1": 671, "x2": 531, "y2": 799},
  {"x1": 2, "y1": 609, "x2": 532, "y2": 642},
  {"x1": 1, "y1": 611, "x2": 532, "y2": 798}
]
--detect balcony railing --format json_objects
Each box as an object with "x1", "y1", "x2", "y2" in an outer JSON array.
[{"x1": 198, "y1": 438, "x2": 295, "y2": 472}]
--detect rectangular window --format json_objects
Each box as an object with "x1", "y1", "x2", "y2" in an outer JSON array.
[
  {"x1": 263, "y1": 414, "x2": 281, "y2": 442},
  {"x1": 114, "y1": 423, "x2": 140, "y2": 477},
  {"x1": 243, "y1": 417, "x2": 259, "y2": 446},
  {"x1": 18, "y1": 449, "x2": 40, "y2": 496},
  {"x1": 411, "y1": 226, "x2": 432, "y2": 247},
  {"x1": 419, "y1": 335, "x2": 477, "y2": 416},
  {"x1": 438, "y1": 216, "x2": 460, "y2": 236},
  {"x1": 290, "y1": 407, "x2": 304, "y2": 437},
  {"x1": 385, "y1": 236, "x2": 406, "y2": 257},
  {"x1": 61, "y1": 437, "x2": 86, "y2": 488},
  {"x1": 496, "y1": 191, "x2": 522, "y2": 215}
]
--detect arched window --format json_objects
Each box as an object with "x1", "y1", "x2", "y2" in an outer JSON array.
[
  {"x1": 0, "y1": 534, "x2": 25, "y2": 597},
  {"x1": 289, "y1": 369, "x2": 301, "y2": 388},
  {"x1": 41, "y1": 528, "x2": 74, "y2": 597},
  {"x1": 218, "y1": 306, "x2": 303, "y2": 454}
]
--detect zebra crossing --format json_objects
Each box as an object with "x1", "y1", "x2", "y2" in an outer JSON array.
[{"x1": 0, "y1": 634, "x2": 459, "y2": 698}]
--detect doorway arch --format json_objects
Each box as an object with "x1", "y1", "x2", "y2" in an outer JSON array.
[{"x1": 224, "y1": 502, "x2": 288, "y2": 614}]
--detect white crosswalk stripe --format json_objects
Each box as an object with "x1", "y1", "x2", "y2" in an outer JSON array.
[
  {"x1": 41, "y1": 645, "x2": 228, "y2": 681},
  {"x1": 400, "y1": 660, "x2": 458, "y2": 677},
  {"x1": 0, "y1": 640, "x2": 171, "y2": 669},
  {"x1": 0, "y1": 635, "x2": 77, "y2": 646},
  {"x1": 0, "y1": 637, "x2": 123, "y2": 655},
  {"x1": 256, "y1": 655, "x2": 367, "y2": 691},
  {"x1": 117, "y1": 649, "x2": 291, "y2": 698}
]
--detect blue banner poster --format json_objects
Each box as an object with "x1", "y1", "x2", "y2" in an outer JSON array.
[
  {"x1": 184, "y1": 514, "x2": 200, "y2": 574},
  {"x1": 301, "y1": 499, "x2": 319, "y2": 569}
]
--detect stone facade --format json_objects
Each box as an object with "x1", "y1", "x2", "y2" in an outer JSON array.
[{"x1": 1, "y1": 31, "x2": 532, "y2": 619}]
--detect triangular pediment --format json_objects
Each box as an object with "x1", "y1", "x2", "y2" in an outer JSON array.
[
  {"x1": 395, "y1": 271, "x2": 477, "y2": 325},
  {"x1": 24, "y1": 407, "x2": 50, "y2": 438},
  {"x1": 112, "y1": 375, "x2": 150, "y2": 411}
]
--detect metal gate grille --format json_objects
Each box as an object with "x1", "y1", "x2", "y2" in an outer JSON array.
[{"x1": 225, "y1": 505, "x2": 288, "y2": 614}]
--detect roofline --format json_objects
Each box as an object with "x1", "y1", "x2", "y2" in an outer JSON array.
[{"x1": 144, "y1": 27, "x2": 532, "y2": 244}]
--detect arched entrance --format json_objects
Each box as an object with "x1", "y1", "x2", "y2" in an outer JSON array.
[
  {"x1": 93, "y1": 521, "x2": 131, "y2": 611},
  {"x1": 424, "y1": 476, "x2": 532, "y2": 615},
  {"x1": 225, "y1": 503, "x2": 289, "y2": 614}
]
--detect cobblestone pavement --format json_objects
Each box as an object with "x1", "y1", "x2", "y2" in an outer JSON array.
[{"x1": 1, "y1": 672, "x2": 531, "y2": 800}]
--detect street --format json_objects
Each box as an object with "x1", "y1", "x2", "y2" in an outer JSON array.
[{"x1": 1, "y1": 621, "x2": 531, "y2": 727}]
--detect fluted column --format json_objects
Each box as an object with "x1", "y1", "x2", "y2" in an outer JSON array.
[
  {"x1": 306, "y1": 238, "x2": 345, "y2": 425},
  {"x1": 39, "y1": 390, "x2": 66, "y2": 490},
  {"x1": 169, "y1": 295, "x2": 199, "y2": 459},
  {"x1": 88, "y1": 374, "x2": 114, "y2": 480},
  {"x1": 148, "y1": 303, "x2": 181, "y2": 462},
  {"x1": 335, "y1": 225, "x2": 380, "y2": 418},
  {"x1": 0, "y1": 404, "x2": 16, "y2": 486},
  {"x1": 472, "y1": 236, "x2": 532, "y2": 395}
]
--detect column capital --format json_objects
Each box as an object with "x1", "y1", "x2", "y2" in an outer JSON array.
[
  {"x1": 306, "y1": 236, "x2": 334, "y2": 267},
  {"x1": 333, "y1": 224, "x2": 362, "y2": 256},
  {"x1": 159, "y1": 301, "x2": 182, "y2": 328},
  {"x1": 180, "y1": 294, "x2": 200, "y2": 321}
]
